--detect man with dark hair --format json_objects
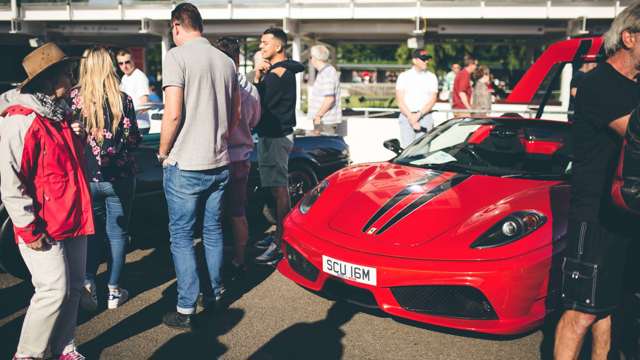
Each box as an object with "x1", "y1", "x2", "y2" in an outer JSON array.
[
  {"x1": 215, "y1": 37, "x2": 261, "y2": 279},
  {"x1": 170, "y1": 2, "x2": 203, "y2": 33},
  {"x1": 159, "y1": 2, "x2": 239, "y2": 330},
  {"x1": 252, "y1": 27, "x2": 304, "y2": 264},
  {"x1": 452, "y1": 55, "x2": 477, "y2": 117},
  {"x1": 554, "y1": 3, "x2": 640, "y2": 359}
]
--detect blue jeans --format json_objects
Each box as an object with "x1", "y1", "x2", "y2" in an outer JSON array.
[
  {"x1": 86, "y1": 178, "x2": 135, "y2": 287},
  {"x1": 163, "y1": 164, "x2": 229, "y2": 314},
  {"x1": 398, "y1": 113, "x2": 434, "y2": 148}
]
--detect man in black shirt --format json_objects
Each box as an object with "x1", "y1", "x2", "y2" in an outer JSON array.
[
  {"x1": 555, "y1": 4, "x2": 640, "y2": 359},
  {"x1": 568, "y1": 62, "x2": 597, "y2": 122},
  {"x1": 252, "y1": 27, "x2": 304, "y2": 264}
]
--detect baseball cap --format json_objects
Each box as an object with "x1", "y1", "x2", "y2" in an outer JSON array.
[{"x1": 412, "y1": 49, "x2": 432, "y2": 62}]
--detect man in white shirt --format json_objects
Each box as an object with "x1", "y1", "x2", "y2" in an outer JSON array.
[
  {"x1": 395, "y1": 49, "x2": 438, "y2": 148},
  {"x1": 117, "y1": 49, "x2": 150, "y2": 108},
  {"x1": 308, "y1": 44, "x2": 342, "y2": 136},
  {"x1": 117, "y1": 49, "x2": 150, "y2": 131}
]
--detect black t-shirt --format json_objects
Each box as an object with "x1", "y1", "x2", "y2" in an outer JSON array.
[
  {"x1": 568, "y1": 69, "x2": 587, "y2": 121},
  {"x1": 255, "y1": 60, "x2": 304, "y2": 138},
  {"x1": 569, "y1": 62, "x2": 640, "y2": 223}
]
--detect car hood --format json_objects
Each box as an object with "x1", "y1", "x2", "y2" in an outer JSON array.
[{"x1": 299, "y1": 162, "x2": 562, "y2": 260}]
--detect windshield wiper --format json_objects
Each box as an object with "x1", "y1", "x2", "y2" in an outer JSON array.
[
  {"x1": 500, "y1": 173, "x2": 564, "y2": 180},
  {"x1": 420, "y1": 162, "x2": 481, "y2": 174}
]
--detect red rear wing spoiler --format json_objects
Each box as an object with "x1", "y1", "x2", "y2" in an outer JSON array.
[{"x1": 506, "y1": 37, "x2": 604, "y2": 105}]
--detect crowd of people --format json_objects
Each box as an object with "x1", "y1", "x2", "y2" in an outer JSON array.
[
  {"x1": 394, "y1": 51, "x2": 497, "y2": 147},
  {"x1": 0, "y1": 0, "x2": 639, "y2": 359},
  {"x1": 0, "y1": 2, "x2": 326, "y2": 357}
]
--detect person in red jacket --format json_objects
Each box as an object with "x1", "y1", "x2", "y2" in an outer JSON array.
[
  {"x1": 452, "y1": 55, "x2": 478, "y2": 117},
  {"x1": 0, "y1": 43, "x2": 94, "y2": 360}
]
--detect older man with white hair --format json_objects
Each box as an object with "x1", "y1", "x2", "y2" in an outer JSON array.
[
  {"x1": 554, "y1": 2, "x2": 640, "y2": 359},
  {"x1": 308, "y1": 44, "x2": 341, "y2": 135}
]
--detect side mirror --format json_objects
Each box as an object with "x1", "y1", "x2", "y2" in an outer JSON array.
[{"x1": 383, "y1": 139, "x2": 403, "y2": 155}]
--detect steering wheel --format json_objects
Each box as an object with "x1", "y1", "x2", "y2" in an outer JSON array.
[{"x1": 455, "y1": 146, "x2": 490, "y2": 166}]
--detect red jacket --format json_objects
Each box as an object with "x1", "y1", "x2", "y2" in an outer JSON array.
[{"x1": 0, "y1": 91, "x2": 94, "y2": 243}]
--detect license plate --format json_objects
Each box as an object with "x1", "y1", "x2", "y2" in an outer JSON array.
[{"x1": 322, "y1": 255, "x2": 377, "y2": 286}]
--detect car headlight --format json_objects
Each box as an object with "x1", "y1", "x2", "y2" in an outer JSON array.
[
  {"x1": 299, "y1": 180, "x2": 329, "y2": 214},
  {"x1": 470, "y1": 210, "x2": 547, "y2": 249}
]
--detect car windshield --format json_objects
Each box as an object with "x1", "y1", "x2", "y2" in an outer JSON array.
[{"x1": 393, "y1": 117, "x2": 571, "y2": 180}]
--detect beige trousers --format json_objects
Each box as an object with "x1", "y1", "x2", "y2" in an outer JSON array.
[{"x1": 15, "y1": 236, "x2": 87, "y2": 358}]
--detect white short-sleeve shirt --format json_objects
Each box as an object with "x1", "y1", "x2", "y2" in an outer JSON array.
[
  {"x1": 395, "y1": 67, "x2": 439, "y2": 112},
  {"x1": 120, "y1": 68, "x2": 150, "y2": 109}
]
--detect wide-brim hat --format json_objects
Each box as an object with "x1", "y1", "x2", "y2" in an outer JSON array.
[{"x1": 19, "y1": 42, "x2": 77, "y2": 91}]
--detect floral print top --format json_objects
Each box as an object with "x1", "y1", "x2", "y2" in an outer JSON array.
[{"x1": 68, "y1": 87, "x2": 142, "y2": 183}]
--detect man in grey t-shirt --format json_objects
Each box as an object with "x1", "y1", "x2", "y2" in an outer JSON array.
[{"x1": 158, "y1": 2, "x2": 239, "y2": 330}]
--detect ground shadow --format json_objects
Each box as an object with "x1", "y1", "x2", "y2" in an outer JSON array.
[
  {"x1": 149, "y1": 308, "x2": 244, "y2": 359},
  {"x1": 77, "y1": 244, "x2": 175, "y2": 325},
  {"x1": 0, "y1": 313, "x2": 25, "y2": 358},
  {"x1": 0, "y1": 280, "x2": 32, "y2": 320},
  {"x1": 249, "y1": 301, "x2": 359, "y2": 360},
  {"x1": 79, "y1": 281, "x2": 179, "y2": 358}
]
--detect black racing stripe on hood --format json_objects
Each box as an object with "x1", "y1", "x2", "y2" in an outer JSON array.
[
  {"x1": 361, "y1": 171, "x2": 441, "y2": 233},
  {"x1": 374, "y1": 174, "x2": 471, "y2": 235}
]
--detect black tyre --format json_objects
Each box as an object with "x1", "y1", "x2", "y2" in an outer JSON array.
[
  {"x1": 0, "y1": 216, "x2": 29, "y2": 279},
  {"x1": 246, "y1": 162, "x2": 318, "y2": 237},
  {"x1": 288, "y1": 162, "x2": 318, "y2": 207}
]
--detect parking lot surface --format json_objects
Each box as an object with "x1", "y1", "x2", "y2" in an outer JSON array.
[{"x1": 0, "y1": 245, "x2": 549, "y2": 360}]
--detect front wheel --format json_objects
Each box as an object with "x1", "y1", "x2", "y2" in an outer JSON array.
[
  {"x1": 249, "y1": 162, "x2": 319, "y2": 230},
  {"x1": 0, "y1": 216, "x2": 29, "y2": 279},
  {"x1": 288, "y1": 162, "x2": 319, "y2": 207}
]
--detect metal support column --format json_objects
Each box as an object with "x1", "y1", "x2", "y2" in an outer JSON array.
[
  {"x1": 292, "y1": 34, "x2": 302, "y2": 111},
  {"x1": 161, "y1": 32, "x2": 171, "y2": 100}
]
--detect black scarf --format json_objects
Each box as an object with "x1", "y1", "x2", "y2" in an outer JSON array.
[{"x1": 33, "y1": 92, "x2": 66, "y2": 122}]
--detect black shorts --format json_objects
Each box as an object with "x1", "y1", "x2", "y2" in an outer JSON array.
[{"x1": 561, "y1": 219, "x2": 630, "y2": 315}]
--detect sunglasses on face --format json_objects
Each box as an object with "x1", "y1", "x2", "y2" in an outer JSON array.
[{"x1": 118, "y1": 60, "x2": 132, "y2": 66}]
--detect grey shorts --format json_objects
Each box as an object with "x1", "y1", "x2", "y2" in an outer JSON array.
[{"x1": 258, "y1": 136, "x2": 293, "y2": 187}]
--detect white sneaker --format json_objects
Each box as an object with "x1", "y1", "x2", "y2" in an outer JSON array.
[
  {"x1": 79, "y1": 280, "x2": 98, "y2": 312},
  {"x1": 107, "y1": 288, "x2": 129, "y2": 309}
]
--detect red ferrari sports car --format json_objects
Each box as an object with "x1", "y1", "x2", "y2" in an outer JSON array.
[
  {"x1": 279, "y1": 117, "x2": 570, "y2": 335},
  {"x1": 277, "y1": 37, "x2": 605, "y2": 335}
]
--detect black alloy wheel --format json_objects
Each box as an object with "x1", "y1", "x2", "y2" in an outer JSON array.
[{"x1": 288, "y1": 163, "x2": 318, "y2": 207}]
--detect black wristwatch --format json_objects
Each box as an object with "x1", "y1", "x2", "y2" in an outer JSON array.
[{"x1": 156, "y1": 153, "x2": 168, "y2": 164}]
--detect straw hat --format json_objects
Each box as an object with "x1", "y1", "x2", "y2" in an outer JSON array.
[{"x1": 19, "y1": 42, "x2": 76, "y2": 91}]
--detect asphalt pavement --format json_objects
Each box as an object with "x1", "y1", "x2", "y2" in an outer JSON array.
[{"x1": 0, "y1": 241, "x2": 551, "y2": 360}]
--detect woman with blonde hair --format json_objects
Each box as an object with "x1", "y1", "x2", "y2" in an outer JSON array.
[{"x1": 68, "y1": 46, "x2": 141, "y2": 311}]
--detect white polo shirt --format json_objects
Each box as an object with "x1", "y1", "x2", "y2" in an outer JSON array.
[
  {"x1": 396, "y1": 67, "x2": 439, "y2": 112},
  {"x1": 120, "y1": 68, "x2": 150, "y2": 109}
]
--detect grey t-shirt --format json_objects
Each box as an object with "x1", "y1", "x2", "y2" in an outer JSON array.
[{"x1": 162, "y1": 37, "x2": 238, "y2": 171}]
